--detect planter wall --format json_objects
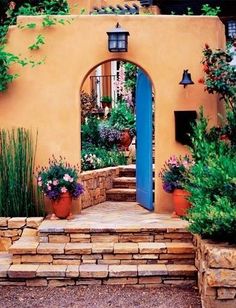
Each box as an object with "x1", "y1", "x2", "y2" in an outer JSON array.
[
  {"x1": 194, "y1": 235, "x2": 236, "y2": 308},
  {"x1": 80, "y1": 166, "x2": 120, "y2": 209},
  {"x1": 0, "y1": 217, "x2": 43, "y2": 251}
]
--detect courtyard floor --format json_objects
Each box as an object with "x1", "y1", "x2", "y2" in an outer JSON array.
[
  {"x1": 40, "y1": 201, "x2": 188, "y2": 232},
  {"x1": 0, "y1": 285, "x2": 201, "y2": 308}
]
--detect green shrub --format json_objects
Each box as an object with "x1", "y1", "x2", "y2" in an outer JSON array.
[
  {"x1": 185, "y1": 154, "x2": 236, "y2": 243},
  {"x1": 185, "y1": 110, "x2": 236, "y2": 243},
  {"x1": 109, "y1": 101, "x2": 136, "y2": 135},
  {"x1": 81, "y1": 116, "x2": 101, "y2": 148},
  {"x1": 0, "y1": 128, "x2": 44, "y2": 217}
]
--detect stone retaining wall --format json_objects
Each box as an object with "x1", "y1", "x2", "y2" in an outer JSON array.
[
  {"x1": 195, "y1": 235, "x2": 236, "y2": 308},
  {"x1": 0, "y1": 217, "x2": 43, "y2": 252},
  {"x1": 80, "y1": 166, "x2": 120, "y2": 209}
]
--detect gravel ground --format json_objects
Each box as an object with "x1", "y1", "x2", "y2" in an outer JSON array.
[{"x1": 0, "y1": 285, "x2": 201, "y2": 308}]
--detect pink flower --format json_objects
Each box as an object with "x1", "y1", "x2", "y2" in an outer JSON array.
[
  {"x1": 168, "y1": 156, "x2": 178, "y2": 167},
  {"x1": 69, "y1": 177, "x2": 74, "y2": 183},
  {"x1": 9, "y1": 1, "x2": 16, "y2": 10},
  {"x1": 38, "y1": 181, "x2": 42, "y2": 187},
  {"x1": 182, "y1": 160, "x2": 189, "y2": 168},
  {"x1": 53, "y1": 180, "x2": 59, "y2": 186},
  {"x1": 61, "y1": 187, "x2": 67, "y2": 193},
  {"x1": 47, "y1": 185, "x2": 52, "y2": 191}
]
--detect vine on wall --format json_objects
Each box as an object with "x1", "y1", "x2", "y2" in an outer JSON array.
[{"x1": 0, "y1": 0, "x2": 70, "y2": 92}]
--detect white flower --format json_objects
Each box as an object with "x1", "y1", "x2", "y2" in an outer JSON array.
[{"x1": 63, "y1": 174, "x2": 71, "y2": 181}]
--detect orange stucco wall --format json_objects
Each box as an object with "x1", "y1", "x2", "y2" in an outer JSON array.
[{"x1": 0, "y1": 15, "x2": 225, "y2": 213}]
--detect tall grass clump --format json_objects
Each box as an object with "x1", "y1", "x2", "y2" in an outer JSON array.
[{"x1": 0, "y1": 128, "x2": 43, "y2": 216}]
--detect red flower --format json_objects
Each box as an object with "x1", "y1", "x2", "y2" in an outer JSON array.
[
  {"x1": 203, "y1": 64, "x2": 210, "y2": 73},
  {"x1": 198, "y1": 78, "x2": 205, "y2": 84}
]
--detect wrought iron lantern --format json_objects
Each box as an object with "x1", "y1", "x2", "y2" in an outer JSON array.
[
  {"x1": 107, "y1": 23, "x2": 129, "y2": 52},
  {"x1": 179, "y1": 69, "x2": 194, "y2": 88},
  {"x1": 227, "y1": 20, "x2": 236, "y2": 39}
]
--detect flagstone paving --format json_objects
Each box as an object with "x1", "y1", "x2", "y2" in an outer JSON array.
[{"x1": 39, "y1": 201, "x2": 189, "y2": 233}]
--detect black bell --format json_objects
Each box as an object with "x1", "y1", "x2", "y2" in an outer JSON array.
[{"x1": 179, "y1": 69, "x2": 194, "y2": 88}]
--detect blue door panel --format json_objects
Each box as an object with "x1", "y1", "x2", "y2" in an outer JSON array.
[{"x1": 136, "y1": 70, "x2": 153, "y2": 211}]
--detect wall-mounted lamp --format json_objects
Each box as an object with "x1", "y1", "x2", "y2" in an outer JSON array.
[
  {"x1": 179, "y1": 69, "x2": 194, "y2": 88},
  {"x1": 107, "y1": 23, "x2": 129, "y2": 52},
  {"x1": 227, "y1": 20, "x2": 236, "y2": 39}
]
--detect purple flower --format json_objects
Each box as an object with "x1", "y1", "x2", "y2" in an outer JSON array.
[
  {"x1": 99, "y1": 125, "x2": 121, "y2": 144},
  {"x1": 163, "y1": 182, "x2": 175, "y2": 193},
  {"x1": 71, "y1": 183, "x2": 84, "y2": 198}
]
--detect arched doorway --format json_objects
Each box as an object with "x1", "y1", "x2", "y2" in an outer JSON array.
[{"x1": 80, "y1": 59, "x2": 155, "y2": 211}]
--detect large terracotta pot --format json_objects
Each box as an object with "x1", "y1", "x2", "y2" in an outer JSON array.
[
  {"x1": 172, "y1": 189, "x2": 191, "y2": 217},
  {"x1": 119, "y1": 129, "x2": 133, "y2": 151},
  {"x1": 51, "y1": 192, "x2": 72, "y2": 219}
]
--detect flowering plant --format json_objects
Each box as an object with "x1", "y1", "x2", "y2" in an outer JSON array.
[
  {"x1": 81, "y1": 153, "x2": 101, "y2": 171},
  {"x1": 36, "y1": 156, "x2": 84, "y2": 200},
  {"x1": 159, "y1": 155, "x2": 194, "y2": 193},
  {"x1": 99, "y1": 124, "x2": 121, "y2": 146}
]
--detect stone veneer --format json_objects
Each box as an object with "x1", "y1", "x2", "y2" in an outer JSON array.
[
  {"x1": 195, "y1": 235, "x2": 236, "y2": 308},
  {"x1": 0, "y1": 217, "x2": 43, "y2": 252},
  {"x1": 80, "y1": 166, "x2": 120, "y2": 209}
]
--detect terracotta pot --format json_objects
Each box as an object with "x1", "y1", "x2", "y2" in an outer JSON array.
[
  {"x1": 172, "y1": 189, "x2": 191, "y2": 217},
  {"x1": 51, "y1": 192, "x2": 72, "y2": 219},
  {"x1": 119, "y1": 129, "x2": 133, "y2": 151}
]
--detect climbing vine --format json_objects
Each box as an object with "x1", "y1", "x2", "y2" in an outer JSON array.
[{"x1": 0, "y1": 0, "x2": 70, "y2": 92}]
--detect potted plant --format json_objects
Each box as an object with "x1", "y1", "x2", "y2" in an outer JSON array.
[
  {"x1": 100, "y1": 96, "x2": 112, "y2": 109},
  {"x1": 159, "y1": 155, "x2": 194, "y2": 216},
  {"x1": 37, "y1": 156, "x2": 84, "y2": 220},
  {"x1": 108, "y1": 101, "x2": 136, "y2": 150}
]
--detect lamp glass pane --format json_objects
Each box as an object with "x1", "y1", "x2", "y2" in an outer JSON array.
[
  {"x1": 118, "y1": 40, "x2": 126, "y2": 50},
  {"x1": 118, "y1": 34, "x2": 126, "y2": 40},
  {"x1": 110, "y1": 34, "x2": 117, "y2": 40}
]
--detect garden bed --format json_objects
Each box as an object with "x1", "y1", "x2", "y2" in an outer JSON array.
[{"x1": 195, "y1": 235, "x2": 236, "y2": 308}]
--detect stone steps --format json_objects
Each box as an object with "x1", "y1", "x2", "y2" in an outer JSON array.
[
  {"x1": 9, "y1": 241, "x2": 196, "y2": 266},
  {"x1": 106, "y1": 188, "x2": 136, "y2": 201},
  {"x1": 2, "y1": 263, "x2": 197, "y2": 287},
  {"x1": 113, "y1": 177, "x2": 136, "y2": 189},
  {"x1": 119, "y1": 166, "x2": 136, "y2": 178}
]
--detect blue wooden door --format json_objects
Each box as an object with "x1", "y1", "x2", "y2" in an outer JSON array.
[{"x1": 136, "y1": 69, "x2": 153, "y2": 210}]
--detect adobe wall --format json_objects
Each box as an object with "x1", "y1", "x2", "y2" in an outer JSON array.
[{"x1": 0, "y1": 15, "x2": 225, "y2": 213}]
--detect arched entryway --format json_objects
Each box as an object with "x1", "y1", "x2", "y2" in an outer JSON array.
[{"x1": 80, "y1": 59, "x2": 155, "y2": 210}]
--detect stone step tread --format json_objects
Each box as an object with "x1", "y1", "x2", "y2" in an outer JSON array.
[
  {"x1": 10, "y1": 242, "x2": 195, "y2": 255},
  {"x1": 113, "y1": 177, "x2": 136, "y2": 183},
  {"x1": 106, "y1": 188, "x2": 136, "y2": 194},
  {"x1": 7, "y1": 263, "x2": 197, "y2": 279}
]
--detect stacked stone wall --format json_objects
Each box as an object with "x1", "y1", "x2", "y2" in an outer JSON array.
[
  {"x1": 0, "y1": 218, "x2": 43, "y2": 251},
  {"x1": 195, "y1": 235, "x2": 236, "y2": 308},
  {"x1": 80, "y1": 167, "x2": 120, "y2": 209}
]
